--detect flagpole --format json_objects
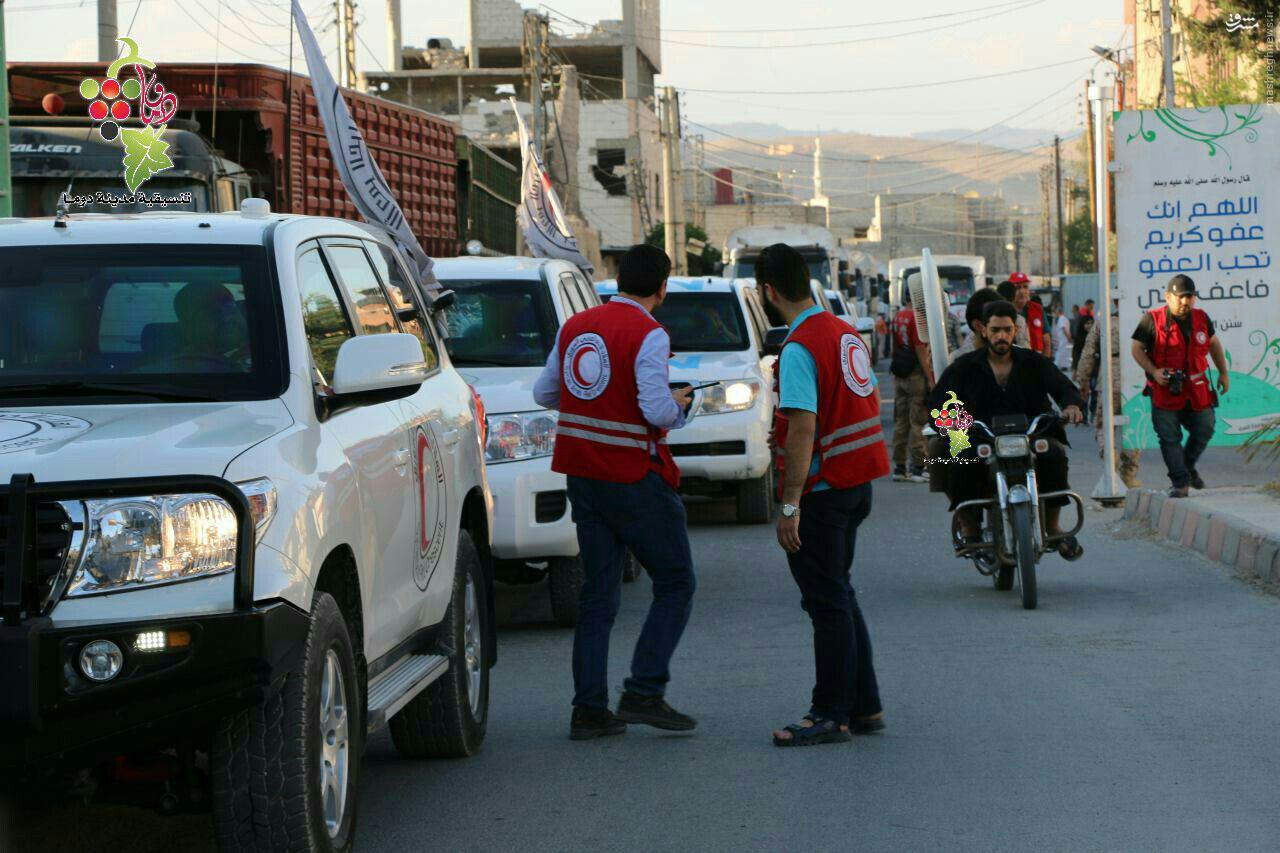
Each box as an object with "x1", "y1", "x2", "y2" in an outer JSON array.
[{"x1": 285, "y1": 2, "x2": 295, "y2": 213}]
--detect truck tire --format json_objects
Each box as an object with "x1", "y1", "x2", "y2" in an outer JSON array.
[
  {"x1": 548, "y1": 554, "x2": 584, "y2": 628},
  {"x1": 390, "y1": 532, "x2": 490, "y2": 759},
  {"x1": 735, "y1": 468, "x2": 775, "y2": 524},
  {"x1": 211, "y1": 592, "x2": 361, "y2": 853}
]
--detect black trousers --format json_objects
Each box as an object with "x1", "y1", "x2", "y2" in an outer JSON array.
[{"x1": 786, "y1": 484, "x2": 882, "y2": 726}]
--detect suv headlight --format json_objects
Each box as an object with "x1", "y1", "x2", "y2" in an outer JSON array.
[
  {"x1": 699, "y1": 380, "x2": 761, "y2": 415},
  {"x1": 67, "y1": 494, "x2": 240, "y2": 597},
  {"x1": 994, "y1": 435, "x2": 1030, "y2": 458},
  {"x1": 486, "y1": 411, "x2": 558, "y2": 463}
]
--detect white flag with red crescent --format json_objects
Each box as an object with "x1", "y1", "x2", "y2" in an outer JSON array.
[{"x1": 510, "y1": 98, "x2": 594, "y2": 274}]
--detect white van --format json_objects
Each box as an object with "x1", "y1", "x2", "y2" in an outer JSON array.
[{"x1": 596, "y1": 277, "x2": 776, "y2": 523}]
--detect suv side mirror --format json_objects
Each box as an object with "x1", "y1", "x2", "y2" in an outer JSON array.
[
  {"x1": 762, "y1": 325, "x2": 789, "y2": 356},
  {"x1": 331, "y1": 333, "x2": 427, "y2": 402}
]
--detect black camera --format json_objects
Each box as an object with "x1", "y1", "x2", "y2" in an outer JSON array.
[{"x1": 1165, "y1": 369, "x2": 1187, "y2": 395}]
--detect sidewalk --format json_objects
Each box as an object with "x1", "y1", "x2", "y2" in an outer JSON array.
[{"x1": 1123, "y1": 485, "x2": 1280, "y2": 584}]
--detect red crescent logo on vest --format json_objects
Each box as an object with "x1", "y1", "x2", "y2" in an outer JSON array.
[
  {"x1": 1195, "y1": 330, "x2": 1207, "y2": 345},
  {"x1": 563, "y1": 332, "x2": 612, "y2": 400},
  {"x1": 839, "y1": 332, "x2": 874, "y2": 397}
]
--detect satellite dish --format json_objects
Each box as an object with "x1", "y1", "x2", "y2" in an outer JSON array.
[
  {"x1": 908, "y1": 248, "x2": 951, "y2": 378},
  {"x1": 466, "y1": 239, "x2": 484, "y2": 256}
]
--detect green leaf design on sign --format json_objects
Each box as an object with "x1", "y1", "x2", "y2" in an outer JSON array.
[
  {"x1": 947, "y1": 429, "x2": 971, "y2": 458},
  {"x1": 1124, "y1": 105, "x2": 1262, "y2": 169},
  {"x1": 120, "y1": 125, "x2": 174, "y2": 192}
]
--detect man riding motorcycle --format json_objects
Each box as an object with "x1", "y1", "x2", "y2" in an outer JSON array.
[{"x1": 928, "y1": 300, "x2": 1087, "y2": 560}]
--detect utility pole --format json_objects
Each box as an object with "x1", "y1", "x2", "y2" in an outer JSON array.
[
  {"x1": 1084, "y1": 80, "x2": 1099, "y2": 269},
  {"x1": 386, "y1": 0, "x2": 402, "y2": 72},
  {"x1": 0, "y1": 1, "x2": 11, "y2": 217},
  {"x1": 1054, "y1": 135, "x2": 1065, "y2": 275},
  {"x1": 336, "y1": 0, "x2": 357, "y2": 88},
  {"x1": 1160, "y1": 0, "x2": 1176, "y2": 108},
  {"x1": 1089, "y1": 82, "x2": 1124, "y2": 503},
  {"x1": 522, "y1": 11, "x2": 548, "y2": 155},
  {"x1": 1039, "y1": 164, "x2": 1052, "y2": 277},
  {"x1": 97, "y1": 0, "x2": 117, "y2": 63},
  {"x1": 660, "y1": 86, "x2": 686, "y2": 275}
]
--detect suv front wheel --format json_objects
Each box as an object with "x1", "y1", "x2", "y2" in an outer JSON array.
[
  {"x1": 211, "y1": 592, "x2": 362, "y2": 853},
  {"x1": 390, "y1": 531, "x2": 491, "y2": 758}
]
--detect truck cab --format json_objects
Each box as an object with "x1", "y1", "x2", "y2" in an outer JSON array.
[{"x1": 9, "y1": 120, "x2": 253, "y2": 215}]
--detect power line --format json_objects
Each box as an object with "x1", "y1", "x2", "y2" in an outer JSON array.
[{"x1": 547, "y1": 0, "x2": 1047, "y2": 51}]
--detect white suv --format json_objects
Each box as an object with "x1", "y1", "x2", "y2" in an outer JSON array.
[
  {"x1": 595, "y1": 277, "x2": 776, "y2": 523},
  {"x1": 432, "y1": 256, "x2": 638, "y2": 628},
  {"x1": 0, "y1": 206, "x2": 493, "y2": 852}
]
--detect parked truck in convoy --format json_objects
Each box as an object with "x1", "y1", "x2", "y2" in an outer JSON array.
[
  {"x1": 723, "y1": 224, "x2": 848, "y2": 295},
  {"x1": 887, "y1": 254, "x2": 988, "y2": 320},
  {"x1": 8, "y1": 63, "x2": 459, "y2": 256}
]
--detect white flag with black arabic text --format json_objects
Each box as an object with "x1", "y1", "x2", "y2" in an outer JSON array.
[
  {"x1": 510, "y1": 98, "x2": 594, "y2": 274},
  {"x1": 290, "y1": 0, "x2": 439, "y2": 292}
]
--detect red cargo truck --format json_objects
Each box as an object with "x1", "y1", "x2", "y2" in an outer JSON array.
[{"x1": 8, "y1": 62, "x2": 459, "y2": 257}]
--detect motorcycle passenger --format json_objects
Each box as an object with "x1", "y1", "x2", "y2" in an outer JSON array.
[{"x1": 928, "y1": 300, "x2": 1087, "y2": 560}]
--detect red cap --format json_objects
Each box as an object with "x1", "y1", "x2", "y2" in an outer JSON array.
[{"x1": 1008, "y1": 272, "x2": 1030, "y2": 285}]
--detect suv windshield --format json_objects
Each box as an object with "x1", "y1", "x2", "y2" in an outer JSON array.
[
  {"x1": 442, "y1": 278, "x2": 559, "y2": 367},
  {"x1": 653, "y1": 293, "x2": 750, "y2": 353},
  {"x1": 903, "y1": 266, "x2": 976, "y2": 306},
  {"x1": 0, "y1": 244, "x2": 282, "y2": 402}
]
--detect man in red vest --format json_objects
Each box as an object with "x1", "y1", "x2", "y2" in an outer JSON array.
[
  {"x1": 756, "y1": 244, "x2": 891, "y2": 747},
  {"x1": 1130, "y1": 275, "x2": 1229, "y2": 498},
  {"x1": 533, "y1": 244, "x2": 698, "y2": 741},
  {"x1": 1006, "y1": 272, "x2": 1051, "y2": 357}
]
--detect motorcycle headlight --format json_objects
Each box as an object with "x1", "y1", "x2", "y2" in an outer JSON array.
[
  {"x1": 485, "y1": 411, "x2": 558, "y2": 463},
  {"x1": 994, "y1": 435, "x2": 1030, "y2": 458},
  {"x1": 699, "y1": 379, "x2": 761, "y2": 415},
  {"x1": 67, "y1": 494, "x2": 240, "y2": 597}
]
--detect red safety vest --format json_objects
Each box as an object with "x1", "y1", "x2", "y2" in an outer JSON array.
[
  {"x1": 1147, "y1": 307, "x2": 1214, "y2": 411},
  {"x1": 772, "y1": 312, "x2": 891, "y2": 497},
  {"x1": 550, "y1": 301, "x2": 680, "y2": 489},
  {"x1": 1025, "y1": 301, "x2": 1046, "y2": 352}
]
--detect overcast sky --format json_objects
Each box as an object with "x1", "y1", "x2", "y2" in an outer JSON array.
[{"x1": 6, "y1": 0, "x2": 1122, "y2": 138}]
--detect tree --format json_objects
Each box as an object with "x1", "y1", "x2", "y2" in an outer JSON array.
[
  {"x1": 1178, "y1": 0, "x2": 1276, "y2": 105},
  {"x1": 645, "y1": 223, "x2": 723, "y2": 277}
]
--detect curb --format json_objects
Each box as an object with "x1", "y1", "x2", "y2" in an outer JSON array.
[{"x1": 1123, "y1": 489, "x2": 1280, "y2": 584}]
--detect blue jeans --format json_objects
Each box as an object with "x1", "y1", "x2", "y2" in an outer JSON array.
[
  {"x1": 786, "y1": 483, "x2": 882, "y2": 726},
  {"x1": 1150, "y1": 403, "x2": 1215, "y2": 488},
  {"x1": 566, "y1": 473, "x2": 696, "y2": 710}
]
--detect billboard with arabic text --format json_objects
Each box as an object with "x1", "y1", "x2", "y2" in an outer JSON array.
[{"x1": 1115, "y1": 104, "x2": 1280, "y2": 449}]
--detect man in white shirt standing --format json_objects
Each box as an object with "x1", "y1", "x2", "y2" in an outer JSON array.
[{"x1": 1052, "y1": 306, "x2": 1073, "y2": 371}]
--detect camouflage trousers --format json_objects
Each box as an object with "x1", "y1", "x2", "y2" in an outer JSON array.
[{"x1": 1095, "y1": 384, "x2": 1140, "y2": 479}]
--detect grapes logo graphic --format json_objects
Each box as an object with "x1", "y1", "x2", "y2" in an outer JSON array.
[
  {"x1": 78, "y1": 38, "x2": 179, "y2": 192},
  {"x1": 930, "y1": 391, "x2": 974, "y2": 458}
]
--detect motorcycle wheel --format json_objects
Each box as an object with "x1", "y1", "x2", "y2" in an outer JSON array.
[
  {"x1": 1011, "y1": 502, "x2": 1038, "y2": 610},
  {"x1": 990, "y1": 510, "x2": 1014, "y2": 590}
]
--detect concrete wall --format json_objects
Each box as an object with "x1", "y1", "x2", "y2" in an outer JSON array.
[
  {"x1": 576, "y1": 100, "x2": 661, "y2": 250},
  {"x1": 703, "y1": 204, "x2": 818, "y2": 258},
  {"x1": 469, "y1": 0, "x2": 525, "y2": 54}
]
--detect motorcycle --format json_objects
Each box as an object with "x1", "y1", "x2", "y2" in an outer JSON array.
[{"x1": 934, "y1": 412, "x2": 1085, "y2": 610}]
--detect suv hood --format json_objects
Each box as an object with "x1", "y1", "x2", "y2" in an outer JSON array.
[
  {"x1": 0, "y1": 401, "x2": 294, "y2": 483},
  {"x1": 457, "y1": 367, "x2": 544, "y2": 416},
  {"x1": 667, "y1": 351, "x2": 761, "y2": 383}
]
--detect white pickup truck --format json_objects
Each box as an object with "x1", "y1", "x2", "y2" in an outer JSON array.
[{"x1": 0, "y1": 203, "x2": 494, "y2": 852}]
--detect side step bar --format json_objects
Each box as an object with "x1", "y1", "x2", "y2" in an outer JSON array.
[{"x1": 366, "y1": 653, "x2": 449, "y2": 734}]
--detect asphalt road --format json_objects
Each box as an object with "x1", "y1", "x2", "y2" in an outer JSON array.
[{"x1": 10, "y1": 380, "x2": 1280, "y2": 852}]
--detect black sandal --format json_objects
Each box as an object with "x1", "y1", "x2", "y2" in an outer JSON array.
[
  {"x1": 772, "y1": 715, "x2": 852, "y2": 747},
  {"x1": 1056, "y1": 534, "x2": 1084, "y2": 561},
  {"x1": 850, "y1": 716, "x2": 886, "y2": 735}
]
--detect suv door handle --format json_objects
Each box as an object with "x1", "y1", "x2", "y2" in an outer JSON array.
[
  {"x1": 394, "y1": 449, "x2": 412, "y2": 471},
  {"x1": 443, "y1": 429, "x2": 461, "y2": 447}
]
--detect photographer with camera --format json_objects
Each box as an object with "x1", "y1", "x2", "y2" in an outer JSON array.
[{"x1": 1130, "y1": 275, "x2": 1230, "y2": 498}]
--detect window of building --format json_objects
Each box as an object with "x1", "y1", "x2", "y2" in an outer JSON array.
[{"x1": 592, "y1": 149, "x2": 627, "y2": 196}]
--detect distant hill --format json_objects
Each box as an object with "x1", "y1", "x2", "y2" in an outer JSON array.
[{"x1": 911, "y1": 124, "x2": 1085, "y2": 150}]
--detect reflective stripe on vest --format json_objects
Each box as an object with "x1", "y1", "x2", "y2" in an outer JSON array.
[
  {"x1": 819, "y1": 416, "x2": 882, "y2": 448},
  {"x1": 823, "y1": 429, "x2": 887, "y2": 460},
  {"x1": 556, "y1": 426, "x2": 649, "y2": 450},
  {"x1": 559, "y1": 412, "x2": 649, "y2": 436}
]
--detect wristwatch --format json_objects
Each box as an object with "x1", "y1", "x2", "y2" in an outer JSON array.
[{"x1": 781, "y1": 503, "x2": 800, "y2": 518}]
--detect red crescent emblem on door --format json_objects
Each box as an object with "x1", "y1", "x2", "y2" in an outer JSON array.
[{"x1": 417, "y1": 430, "x2": 431, "y2": 552}]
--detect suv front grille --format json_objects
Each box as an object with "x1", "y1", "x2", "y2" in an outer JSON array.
[
  {"x1": 0, "y1": 495, "x2": 74, "y2": 614},
  {"x1": 668, "y1": 441, "x2": 747, "y2": 458},
  {"x1": 534, "y1": 490, "x2": 568, "y2": 523}
]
